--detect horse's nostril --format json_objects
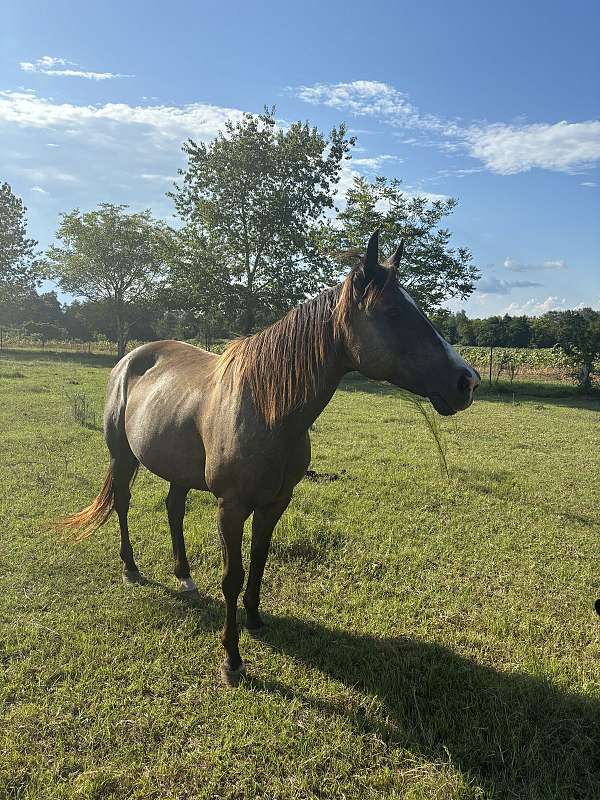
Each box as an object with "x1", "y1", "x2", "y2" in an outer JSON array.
[{"x1": 458, "y1": 371, "x2": 473, "y2": 395}]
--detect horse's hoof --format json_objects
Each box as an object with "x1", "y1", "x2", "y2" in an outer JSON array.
[
  {"x1": 220, "y1": 660, "x2": 246, "y2": 688},
  {"x1": 178, "y1": 577, "x2": 198, "y2": 593},
  {"x1": 246, "y1": 624, "x2": 267, "y2": 640},
  {"x1": 122, "y1": 570, "x2": 144, "y2": 586}
]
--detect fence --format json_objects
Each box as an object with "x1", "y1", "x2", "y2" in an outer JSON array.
[
  {"x1": 0, "y1": 329, "x2": 595, "y2": 386},
  {"x1": 0, "y1": 329, "x2": 228, "y2": 356},
  {"x1": 0, "y1": 328, "x2": 140, "y2": 356}
]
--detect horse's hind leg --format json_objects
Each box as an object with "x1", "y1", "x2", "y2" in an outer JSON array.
[
  {"x1": 165, "y1": 483, "x2": 196, "y2": 593},
  {"x1": 112, "y1": 453, "x2": 141, "y2": 585}
]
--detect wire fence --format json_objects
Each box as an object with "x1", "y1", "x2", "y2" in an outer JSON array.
[
  {"x1": 0, "y1": 328, "x2": 228, "y2": 356},
  {"x1": 0, "y1": 327, "x2": 594, "y2": 386}
]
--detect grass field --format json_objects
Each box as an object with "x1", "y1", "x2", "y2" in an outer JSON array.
[{"x1": 1, "y1": 348, "x2": 599, "y2": 800}]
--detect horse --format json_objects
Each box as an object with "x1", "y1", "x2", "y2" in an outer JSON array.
[{"x1": 61, "y1": 230, "x2": 480, "y2": 686}]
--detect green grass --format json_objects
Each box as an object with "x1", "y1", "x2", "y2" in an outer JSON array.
[{"x1": 1, "y1": 350, "x2": 599, "y2": 800}]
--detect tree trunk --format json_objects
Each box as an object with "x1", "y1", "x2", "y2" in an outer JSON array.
[
  {"x1": 242, "y1": 282, "x2": 255, "y2": 334},
  {"x1": 116, "y1": 313, "x2": 127, "y2": 361},
  {"x1": 578, "y1": 361, "x2": 592, "y2": 391}
]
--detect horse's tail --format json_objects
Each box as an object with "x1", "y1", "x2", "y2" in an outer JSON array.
[{"x1": 58, "y1": 466, "x2": 115, "y2": 541}]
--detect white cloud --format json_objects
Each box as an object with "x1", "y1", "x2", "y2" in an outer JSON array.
[
  {"x1": 22, "y1": 56, "x2": 71, "y2": 69},
  {"x1": 581, "y1": 180, "x2": 597, "y2": 187},
  {"x1": 293, "y1": 80, "x2": 600, "y2": 175},
  {"x1": 0, "y1": 90, "x2": 245, "y2": 144},
  {"x1": 477, "y1": 275, "x2": 542, "y2": 295},
  {"x1": 351, "y1": 154, "x2": 402, "y2": 170},
  {"x1": 403, "y1": 188, "x2": 450, "y2": 204},
  {"x1": 331, "y1": 157, "x2": 449, "y2": 208},
  {"x1": 31, "y1": 185, "x2": 49, "y2": 194},
  {"x1": 15, "y1": 165, "x2": 79, "y2": 184},
  {"x1": 20, "y1": 56, "x2": 134, "y2": 81},
  {"x1": 465, "y1": 121, "x2": 600, "y2": 175},
  {"x1": 435, "y1": 167, "x2": 483, "y2": 179},
  {"x1": 294, "y1": 80, "x2": 455, "y2": 134},
  {"x1": 140, "y1": 173, "x2": 177, "y2": 182},
  {"x1": 503, "y1": 296, "x2": 567, "y2": 316},
  {"x1": 503, "y1": 257, "x2": 567, "y2": 272}
]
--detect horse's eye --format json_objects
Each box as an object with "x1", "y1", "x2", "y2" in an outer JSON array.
[{"x1": 384, "y1": 307, "x2": 403, "y2": 319}]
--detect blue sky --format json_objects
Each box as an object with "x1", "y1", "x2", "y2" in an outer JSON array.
[{"x1": 1, "y1": 0, "x2": 599, "y2": 316}]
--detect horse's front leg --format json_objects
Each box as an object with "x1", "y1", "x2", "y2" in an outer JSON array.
[
  {"x1": 217, "y1": 497, "x2": 250, "y2": 687},
  {"x1": 243, "y1": 492, "x2": 292, "y2": 637}
]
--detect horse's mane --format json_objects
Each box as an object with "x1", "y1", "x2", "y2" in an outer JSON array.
[{"x1": 214, "y1": 269, "x2": 386, "y2": 426}]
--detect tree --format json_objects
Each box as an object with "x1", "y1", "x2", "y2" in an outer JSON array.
[
  {"x1": 22, "y1": 320, "x2": 67, "y2": 345},
  {"x1": 170, "y1": 108, "x2": 354, "y2": 333},
  {"x1": 430, "y1": 308, "x2": 458, "y2": 342},
  {"x1": 530, "y1": 315, "x2": 558, "y2": 348},
  {"x1": 506, "y1": 315, "x2": 532, "y2": 348},
  {"x1": 455, "y1": 310, "x2": 476, "y2": 345},
  {"x1": 0, "y1": 182, "x2": 42, "y2": 300},
  {"x1": 475, "y1": 316, "x2": 506, "y2": 347},
  {"x1": 0, "y1": 289, "x2": 63, "y2": 329},
  {"x1": 46, "y1": 204, "x2": 171, "y2": 359},
  {"x1": 65, "y1": 298, "x2": 162, "y2": 345},
  {"x1": 319, "y1": 176, "x2": 479, "y2": 311},
  {"x1": 551, "y1": 309, "x2": 600, "y2": 390},
  {"x1": 164, "y1": 226, "x2": 233, "y2": 348}
]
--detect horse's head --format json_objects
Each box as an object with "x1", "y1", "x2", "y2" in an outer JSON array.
[{"x1": 338, "y1": 230, "x2": 480, "y2": 415}]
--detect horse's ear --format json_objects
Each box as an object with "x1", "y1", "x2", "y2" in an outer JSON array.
[
  {"x1": 386, "y1": 240, "x2": 404, "y2": 272},
  {"x1": 363, "y1": 229, "x2": 380, "y2": 278},
  {"x1": 350, "y1": 229, "x2": 382, "y2": 303}
]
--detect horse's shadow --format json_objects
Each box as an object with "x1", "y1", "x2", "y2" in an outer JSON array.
[{"x1": 145, "y1": 582, "x2": 600, "y2": 799}]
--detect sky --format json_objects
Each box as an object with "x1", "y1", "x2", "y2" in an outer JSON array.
[{"x1": 1, "y1": 0, "x2": 599, "y2": 317}]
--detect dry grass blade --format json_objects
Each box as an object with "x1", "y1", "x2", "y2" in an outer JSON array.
[{"x1": 397, "y1": 389, "x2": 450, "y2": 479}]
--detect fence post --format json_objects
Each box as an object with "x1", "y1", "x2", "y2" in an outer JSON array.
[
  {"x1": 0, "y1": 327, "x2": 3, "y2": 351},
  {"x1": 488, "y1": 345, "x2": 493, "y2": 388}
]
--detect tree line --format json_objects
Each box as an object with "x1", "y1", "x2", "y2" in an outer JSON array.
[
  {"x1": 430, "y1": 308, "x2": 593, "y2": 350},
  {"x1": 431, "y1": 308, "x2": 600, "y2": 388},
  {"x1": 1, "y1": 107, "x2": 598, "y2": 388}
]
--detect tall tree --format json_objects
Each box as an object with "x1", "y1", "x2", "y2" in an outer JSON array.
[
  {"x1": 319, "y1": 176, "x2": 479, "y2": 311},
  {"x1": 550, "y1": 309, "x2": 600, "y2": 390},
  {"x1": 455, "y1": 310, "x2": 476, "y2": 345},
  {"x1": 164, "y1": 226, "x2": 233, "y2": 348},
  {"x1": 506, "y1": 315, "x2": 532, "y2": 348},
  {"x1": 170, "y1": 108, "x2": 354, "y2": 333},
  {"x1": 430, "y1": 308, "x2": 458, "y2": 342},
  {"x1": 530, "y1": 315, "x2": 558, "y2": 348},
  {"x1": 0, "y1": 182, "x2": 42, "y2": 301},
  {"x1": 46, "y1": 204, "x2": 171, "y2": 359},
  {"x1": 475, "y1": 315, "x2": 507, "y2": 347}
]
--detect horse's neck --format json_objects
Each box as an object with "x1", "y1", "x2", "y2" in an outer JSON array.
[{"x1": 281, "y1": 345, "x2": 350, "y2": 433}]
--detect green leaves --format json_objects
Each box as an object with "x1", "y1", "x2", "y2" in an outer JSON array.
[
  {"x1": 0, "y1": 182, "x2": 42, "y2": 301},
  {"x1": 46, "y1": 203, "x2": 173, "y2": 358},
  {"x1": 317, "y1": 176, "x2": 479, "y2": 312},
  {"x1": 170, "y1": 108, "x2": 355, "y2": 333},
  {"x1": 551, "y1": 309, "x2": 600, "y2": 389}
]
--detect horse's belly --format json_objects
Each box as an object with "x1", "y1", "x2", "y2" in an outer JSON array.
[{"x1": 125, "y1": 392, "x2": 208, "y2": 490}]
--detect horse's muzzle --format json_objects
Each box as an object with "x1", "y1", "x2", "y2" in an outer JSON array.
[{"x1": 430, "y1": 369, "x2": 479, "y2": 416}]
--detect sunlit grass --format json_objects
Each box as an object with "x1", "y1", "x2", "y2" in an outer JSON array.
[{"x1": 1, "y1": 350, "x2": 599, "y2": 799}]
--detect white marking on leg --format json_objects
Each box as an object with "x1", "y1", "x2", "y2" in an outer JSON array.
[{"x1": 178, "y1": 577, "x2": 197, "y2": 592}]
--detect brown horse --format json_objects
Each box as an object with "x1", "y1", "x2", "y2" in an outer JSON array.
[{"x1": 62, "y1": 231, "x2": 479, "y2": 686}]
